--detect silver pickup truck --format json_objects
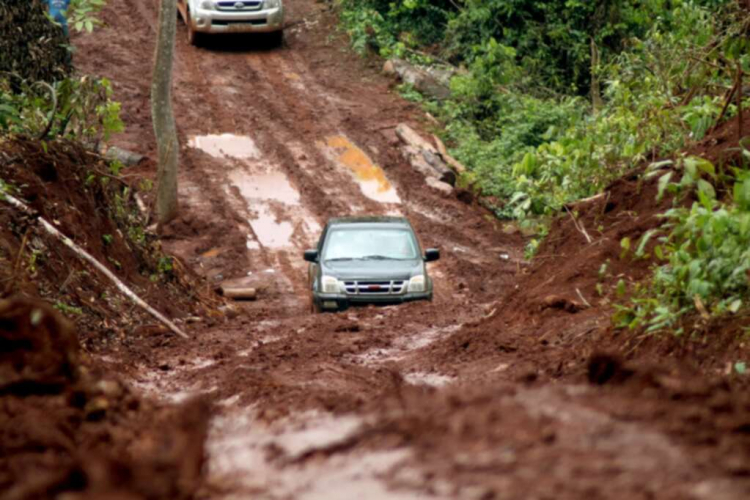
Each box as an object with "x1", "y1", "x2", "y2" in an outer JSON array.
[{"x1": 177, "y1": 0, "x2": 284, "y2": 46}]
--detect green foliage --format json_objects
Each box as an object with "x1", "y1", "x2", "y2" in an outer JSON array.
[
  {"x1": 340, "y1": 1, "x2": 743, "y2": 222},
  {"x1": 0, "y1": 75, "x2": 124, "y2": 141},
  {"x1": 459, "y1": 0, "x2": 744, "y2": 220},
  {"x1": 54, "y1": 301, "x2": 84, "y2": 316},
  {"x1": 339, "y1": 0, "x2": 456, "y2": 56},
  {"x1": 443, "y1": 0, "x2": 666, "y2": 95},
  {"x1": 615, "y1": 166, "x2": 750, "y2": 333},
  {"x1": 68, "y1": 0, "x2": 106, "y2": 33},
  {"x1": 339, "y1": 0, "x2": 750, "y2": 339}
]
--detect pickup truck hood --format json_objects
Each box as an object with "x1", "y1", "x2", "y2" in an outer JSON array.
[{"x1": 322, "y1": 259, "x2": 423, "y2": 281}]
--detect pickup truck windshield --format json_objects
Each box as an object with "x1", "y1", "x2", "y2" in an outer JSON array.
[{"x1": 324, "y1": 228, "x2": 419, "y2": 261}]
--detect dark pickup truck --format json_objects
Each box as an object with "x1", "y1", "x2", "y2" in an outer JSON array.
[{"x1": 304, "y1": 216, "x2": 440, "y2": 313}]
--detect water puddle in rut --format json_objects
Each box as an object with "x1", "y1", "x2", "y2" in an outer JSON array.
[
  {"x1": 190, "y1": 133, "x2": 320, "y2": 250},
  {"x1": 208, "y1": 408, "x2": 429, "y2": 499},
  {"x1": 322, "y1": 135, "x2": 401, "y2": 204},
  {"x1": 189, "y1": 134, "x2": 260, "y2": 160}
]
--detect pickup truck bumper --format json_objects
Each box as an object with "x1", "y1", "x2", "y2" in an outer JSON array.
[
  {"x1": 191, "y1": 6, "x2": 284, "y2": 34},
  {"x1": 313, "y1": 292, "x2": 433, "y2": 312}
]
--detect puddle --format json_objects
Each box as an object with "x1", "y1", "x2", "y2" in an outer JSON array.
[
  {"x1": 207, "y1": 408, "x2": 429, "y2": 499},
  {"x1": 351, "y1": 324, "x2": 462, "y2": 365},
  {"x1": 403, "y1": 372, "x2": 454, "y2": 387},
  {"x1": 189, "y1": 132, "x2": 321, "y2": 252},
  {"x1": 250, "y1": 205, "x2": 296, "y2": 248},
  {"x1": 228, "y1": 170, "x2": 300, "y2": 205},
  {"x1": 129, "y1": 357, "x2": 219, "y2": 403},
  {"x1": 323, "y1": 135, "x2": 401, "y2": 204},
  {"x1": 222, "y1": 169, "x2": 320, "y2": 250},
  {"x1": 189, "y1": 134, "x2": 260, "y2": 160}
]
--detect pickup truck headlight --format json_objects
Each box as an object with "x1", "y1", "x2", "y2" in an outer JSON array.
[
  {"x1": 200, "y1": 0, "x2": 215, "y2": 10},
  {"x1": 321, "y1": 276, "x2": 342, "y2": 294},
  {"x1": 265, "y1": 0, "x2": 281, "y2": 8},
  {"x1": 408, "y1": 275, "x2": 426, "y2": 293}
]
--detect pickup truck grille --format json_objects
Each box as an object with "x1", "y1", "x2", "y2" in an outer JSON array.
[
  {"x1": 216, "y1": 1, "x2": 263, "y2": 11},
  {"x1": 343, "y1": 280, "x2": 406, "y2": 295}
]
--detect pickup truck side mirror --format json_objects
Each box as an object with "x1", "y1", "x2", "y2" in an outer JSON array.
[
  {"x1": 424, "y1": 248, "x2": 440, "y2": 262},
  {"x1": 303, "y1": 249, "x2": 319, "y2": 263}
]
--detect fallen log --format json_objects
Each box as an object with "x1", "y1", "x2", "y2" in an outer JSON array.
[
  {"x1": 426, "y1": 177, "x2": 454, "y2": 195},
  {"x1": 422, "y1": 150, "x2": 457, "y2": 186},
  {"x1": 1, "y1": 193, "x2": 190, "y2": 339},
  {"x1": 432, "y1": 134, "x2": 467, "y2": 174},
  {"x1": 396, "y1": 124, "x2": 456, "y2": 186},
  {"x1": 383, "y1": 59, "x2": 451, "y2": 100},
  {"x1": 102, "y1": 146, "x2": 146, "y2": 166},
  {"x1": 219, "y1": 286, "x2": 257, "y2": 300},
  {"x1": 401, "y1": 146, "x2": 442, "y2": 180},
  {"x1": 396, "y1": 123, "x2": 437, "y2": 153}
]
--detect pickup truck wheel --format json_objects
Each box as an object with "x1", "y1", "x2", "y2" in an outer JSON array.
[
  {"x1": 309, "y1": 297, "x2": 321, "y2": 314},
  {"x1": 186, "y1": 11, "x2": 203, "y2": 46},
  {"x1": 268, "y1": 30, "x2": 283, "y2": 48}
]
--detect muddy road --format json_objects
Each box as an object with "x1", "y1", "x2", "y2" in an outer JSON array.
[{"x1": 70, "y1": 1, "x2": 750, "y2": 499}]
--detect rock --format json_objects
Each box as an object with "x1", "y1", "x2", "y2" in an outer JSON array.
[
  {"x1": 103, "y1": 146, "x2": 145, "y2": 166},
  {"x1": 396, "y1": 124, "x2": 456, "y2": 185},
  {"x1": 422, "y1": 150, "x2": 457, "y2": 185},
  {"x1": 540, "y1": 295, "x2": 583, "y2": 313},
  {"x1": 426, "y1": 177, "x2": 454, "y2": 195},
  {"x1": 382, "y1": 59, "x2": 396, "y2": 76},
  {"x1": 95, "y1": 379, "x2": 123, "y2": 399},
  {"x1": 383, "y1": 58, "x2": 452, "y2": 100}
]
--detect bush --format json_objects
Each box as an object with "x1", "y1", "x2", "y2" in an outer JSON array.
[
  {"x1": 616, "y1": 163, "x2": 750, "y2": 333},
  {"x1": 1, "y1": 76, "x2": 124, "y2": 142}
]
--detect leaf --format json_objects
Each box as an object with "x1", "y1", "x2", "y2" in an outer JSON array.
[
  {"x1": 695, "y1": 157, "x2": 716, "y2": 179},
  {"x1": 648, "y1": 159, "x2": 674, "y2": 171},
  {"x1": 734, "y1": 179, "x2": 750, "y2": 212},
  {"x1": 735, "y1": 362, "x2": 747, "y2": 375},
  {"x1": 696, "y1": 179, "x2": 715, "y2": 203},
  {"x1": 635, "y1": 230, "x2": 657, "y2": 258},
  {"x1": 616, "y1": 279, "x2": 626, "y2": 297},
  {"x1": 620, "y1": 237, "x2": 631, "y2": 259},
  {"x1": 654, "y1": 245, "x2": 664, "y2": 260},
  {"x1": 657, "y1": 172, "x2": 673, "y2": 201}
]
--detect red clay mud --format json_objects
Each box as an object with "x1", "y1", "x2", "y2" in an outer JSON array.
[
  {"x1": 0, "y1": 298, "x2": 209, "y2": 500},
  {"x1": 12, "y1": 0, "x2": 741, "y2": 498}
]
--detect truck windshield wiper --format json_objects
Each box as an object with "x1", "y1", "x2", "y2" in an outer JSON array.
[{"x1": 325, "y1": 257, "x2": 355, "y2": 262}]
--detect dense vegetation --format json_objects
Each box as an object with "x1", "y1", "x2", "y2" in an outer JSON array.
[
  {"x1": 0, "y1": 0, "x2": 117, "y2": 142},
  {"x1": 340, "y1": 0, "x2": 750, "y2": 333}
]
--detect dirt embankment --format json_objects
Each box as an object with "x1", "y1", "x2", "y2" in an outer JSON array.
[
  {"x1": 0, "y1": 137, "x2": 221, "y2": 349},
  {"x1": 422, "y1": 115, "x2": 750, "y2": 383},
  {"x1": 0, "y1": 138, "x2": 217, "y2": 499},
  {"x1": 0, "y1": 298, "x2": 208, "y2": 500}
]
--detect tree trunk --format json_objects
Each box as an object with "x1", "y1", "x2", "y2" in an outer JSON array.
[{"x1": 152, "y1": 0, "x2": 179, "y2": 226}]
